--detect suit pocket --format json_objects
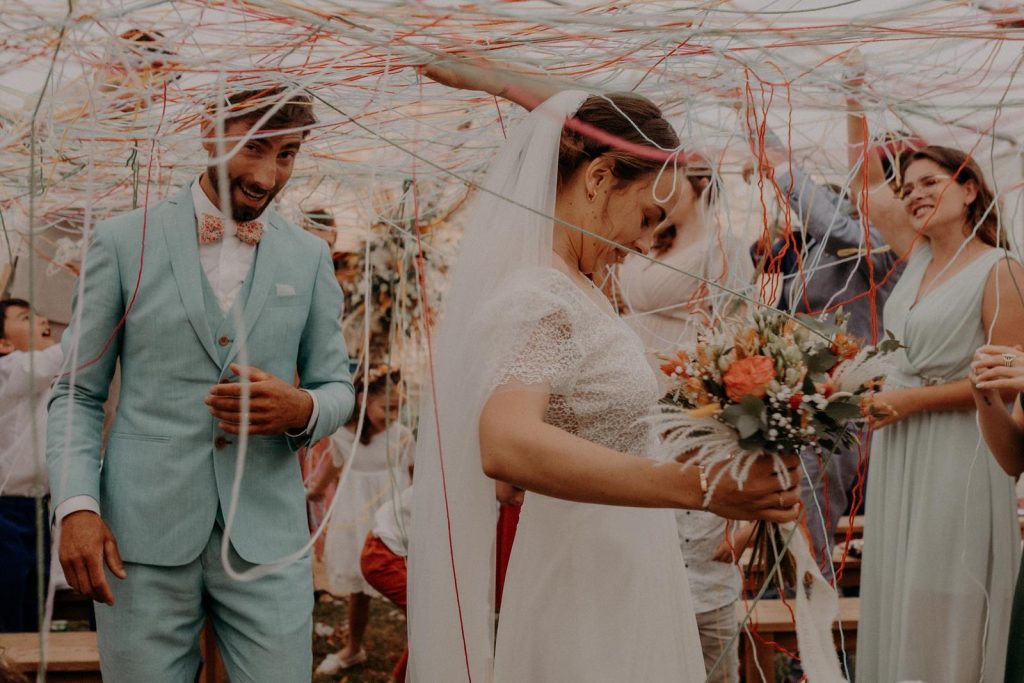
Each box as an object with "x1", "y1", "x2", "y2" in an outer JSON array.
[
  {"x1": 108, "y1": 432, "x2": 171, "y2": 443},
  {"x1": 265, "y1": 296, "x2": 306, "y2": 308},
  {"x1": 102, "y1": 434, "x2": 217, "y2": 563}
]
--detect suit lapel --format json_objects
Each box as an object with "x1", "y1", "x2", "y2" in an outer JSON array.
[
  {"x1": 162, "y1": 186, "x2": 220, "y2": 366},
  {"x1": 223, "y1": 211, "x2": 282, "y2": 369}
]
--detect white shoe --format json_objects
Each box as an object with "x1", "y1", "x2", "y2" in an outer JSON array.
[
  {"x1": 315, "y1": 649, "x2": 367, "y2": 676},
  {"x1": 315, "y1": 653, "x2": 342, "y2": 676}
]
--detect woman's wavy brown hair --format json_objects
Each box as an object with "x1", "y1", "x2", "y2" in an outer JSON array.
[{"x1": 901, "y1": 145, "x2": 1006, "y2": 248}]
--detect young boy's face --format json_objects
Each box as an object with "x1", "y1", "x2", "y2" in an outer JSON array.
[{"x1": 0, "y1": 306, "x2": 54, "y2": 354}]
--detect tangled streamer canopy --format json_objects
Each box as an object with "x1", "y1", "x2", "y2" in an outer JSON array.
[
  {"x1": 6, "y1": 3, "x2": 1024, "y2": 675},
  {"x1": 3, "y1": 0, "x2": 1024, "y2": 294}
]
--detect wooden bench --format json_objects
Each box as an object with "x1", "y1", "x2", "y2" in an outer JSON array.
[
  {"x1": 737, "y1": 597, "x2": 859, "y2": 683},
  {"x1": 0, "y1": 624, "x2": 227, "y2": 683},
  {"x1": 53, "y1": 589, "x2": 95, "y2": 625},
  {"x1": 0, "y1": 631, "x2": 100, "y2": 682},
  {"x1": 741, "y1": 544, "x2": 861, "y2": 592},
  {"x1": 836, "y1": 514, "x2": 1024, "y2": 541},
  {"x1": 834, "y1": 515, "x2": 864, "y2": 541},
  {"x1": 828, "y1": 543, "x2": 861, "y2": 588}
]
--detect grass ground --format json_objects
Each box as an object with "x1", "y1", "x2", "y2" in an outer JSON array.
[{"x1": 312, "y1": 592, "x2": 407, "y2": 683}]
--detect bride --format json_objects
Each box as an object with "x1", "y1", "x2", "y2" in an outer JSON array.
[{"x1": 407, "y1": 86, "x2": 802, "y2": 682}]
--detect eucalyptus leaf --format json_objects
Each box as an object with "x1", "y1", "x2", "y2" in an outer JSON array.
[
  {"x1": 795, "y1": 313, "x2": 841, "y2": 338},
  {"x1": 721, "y1": 397, "x2": 767, "y2": 439},
  {"x1": 806, "y1": 347, "x2": 839, "y2": 375},
  {"x1": 824, "y1": 399, "x2": 863, "y2": 422}
]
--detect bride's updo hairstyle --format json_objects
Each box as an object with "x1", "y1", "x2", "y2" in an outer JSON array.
[{"x1": 557, "y1": 93, "x2": 680, "y2": 189}]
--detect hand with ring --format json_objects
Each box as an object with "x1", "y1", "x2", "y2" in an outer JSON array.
[
  {"x1": 701, "y1": 453, "x2": 803, "y2": 524},
  {"x1": 971, "y1": 344, "x2": 1024, "y2": 395}
]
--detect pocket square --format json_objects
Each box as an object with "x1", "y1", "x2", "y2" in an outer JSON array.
[{"x1": 275, "y1": 283, "x2": 296, "y2": 297}]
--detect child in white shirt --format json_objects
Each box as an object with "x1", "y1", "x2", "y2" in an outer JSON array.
[{"x1": 0, "y1": 298, "x2": 63, "y2": 632}]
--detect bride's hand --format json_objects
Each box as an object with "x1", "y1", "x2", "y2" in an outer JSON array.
[{"x1": 704, "y1": 454, "x2": 802, "y2": 523}]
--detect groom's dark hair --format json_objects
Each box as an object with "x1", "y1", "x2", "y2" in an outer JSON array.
[
  {"x1": 207, "y1": 86, "x2": 317, "y2": 138},
  {"x1": 557, "y1": 93, "x2": 680, "y2": 187}
]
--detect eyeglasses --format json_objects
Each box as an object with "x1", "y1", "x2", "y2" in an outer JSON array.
[{"x1": 897, "y1": 174, "x2": 952, "y2": 202}]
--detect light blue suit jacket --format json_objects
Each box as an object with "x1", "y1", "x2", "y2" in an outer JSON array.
[{"x1": 47, "y1": 186, "x2": 354, "y2": 566}]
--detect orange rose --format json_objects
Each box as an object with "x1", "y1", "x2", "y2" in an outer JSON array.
[
  {"x1": 831, "y1": 333, "x2": 860, "y2": 362},
  {"x1": 723, "y1": 355, "x2": 776, "y2": 402}
]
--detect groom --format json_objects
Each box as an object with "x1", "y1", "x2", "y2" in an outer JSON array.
[{"x1": 46, "y1": 87, "x2": 354, "y2": 682}]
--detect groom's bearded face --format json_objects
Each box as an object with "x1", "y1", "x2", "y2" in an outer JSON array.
[{"x1": 204, "y1": 119, "x2": 303, "y2": 222}]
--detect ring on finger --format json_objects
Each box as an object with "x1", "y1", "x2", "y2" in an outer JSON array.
[
  {"x1": 777, "y1": 493, "x2": 785, "y2": 509},
  {"x1": 1003, "y1": 353, "x2": 1016, "y2": 368}
]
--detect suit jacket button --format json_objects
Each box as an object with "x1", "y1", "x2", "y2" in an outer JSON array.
[
  {"x1": 214, "y1": 436, "x2": 229, "y2": 449},
  {"x1": 218, "y1": 335, "x2": 230, "y2": 347}
]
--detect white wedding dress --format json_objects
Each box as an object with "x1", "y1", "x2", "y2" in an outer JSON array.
[
  {"x1": 486, "y1": 267, "x2": 706, "y2": 682},
  {"x1": 408, "y1": 91, "x2": 704, "y2": 683}
]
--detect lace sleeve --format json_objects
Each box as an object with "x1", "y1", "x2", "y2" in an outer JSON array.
[{"x1": 481, "y1": 269, "x2": 583, "y2": 397}]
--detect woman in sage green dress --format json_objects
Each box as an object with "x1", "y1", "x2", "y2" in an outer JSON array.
[
  {"x1": 856, "y1": 146, "x2": 1024, "y2": 683},
  {"x1": 971, "y1": 350, "x2": 1024, "y2": 683}
]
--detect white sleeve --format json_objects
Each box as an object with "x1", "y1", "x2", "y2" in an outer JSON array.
[
  {"x1": 54, "y1": 495, "x2": 101, "y2": 525},
  {"x1": 0, "y1": 348, "x2": 61, "y2": 401},
  {"x1": 485, "y1": 274, "x2": 581, "y2": 397},
  {"x1": 284, "y1": 389, "x2": 320, "y2": 437}
]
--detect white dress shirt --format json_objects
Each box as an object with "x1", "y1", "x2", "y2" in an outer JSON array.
[
  {"x1": 0, "y1": 345, "x2": 64, "y2": 497},
  {"x1": 191, "y1": 178, "x2": 259, "y2": 314},
  {"x1": 55, "y1": 177, "x2": 318, "y2": 524}
]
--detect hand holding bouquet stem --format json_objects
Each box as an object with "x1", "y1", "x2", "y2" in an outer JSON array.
[{"x1": 679, "y1": 451, "x2": 802, "y2": 524}]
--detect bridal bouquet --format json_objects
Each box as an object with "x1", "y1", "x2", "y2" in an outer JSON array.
[{"x1": 651, "y1": 309, "x2": 900, "y2": 588}]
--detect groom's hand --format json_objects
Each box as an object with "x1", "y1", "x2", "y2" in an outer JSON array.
[
  {"x1": 206, "y1": 364, "x2": 314, "y2": 435},
  {"x1": 59, "y1": 511, "x2": 126, "y2": 606}
]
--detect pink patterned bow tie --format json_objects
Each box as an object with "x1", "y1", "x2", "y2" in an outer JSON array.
[{"x1": 198, "y1": 213, "x2": 263, "y2": 246}]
